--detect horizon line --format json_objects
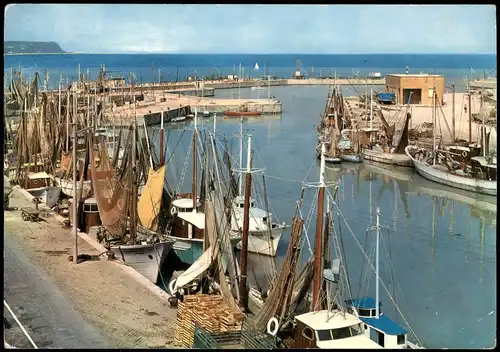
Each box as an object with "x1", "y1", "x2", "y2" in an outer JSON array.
[{"x1": 5, "y1": 51, "x2": 497, "y2": 56}]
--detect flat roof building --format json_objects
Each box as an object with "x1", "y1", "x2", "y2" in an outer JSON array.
[{"x1": 385, "y1": 74, "x2": 444, "y2": 106}]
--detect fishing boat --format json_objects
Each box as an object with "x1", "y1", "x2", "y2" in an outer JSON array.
[
  {"x1": 171, "y1": 116, "x2": 187, "y2": 122},
  {"x1": 224, "y1": 110, "x2": 262, "y2": 117},
  {"x1": 251, "y1": 86, "x2": 266, "y2": 91},
  {"x1": 361, "y1": 89, "x2": 413, "y2": 167},
  {"x1": 316, "y1": 86, "x2": 345, "y2": 164},
  {"x1": 339, "y1": 126, "x2": 363, "y2": 163},
  {"x1": 202, "y1": 111, "x2": 211, "y2": 118},
  {"x1": 405, "y1": 89, "x2": 497, "y2": 196},
  {"x1": 91, "y1": 123, "x2": 175, "y2": 284}
]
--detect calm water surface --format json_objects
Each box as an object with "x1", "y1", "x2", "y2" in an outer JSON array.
[{"x1": 148, "y1": 86, "x2": 496, "y2": 349}]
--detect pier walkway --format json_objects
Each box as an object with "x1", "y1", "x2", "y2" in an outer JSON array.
[{"x1": 3, "y1": 186, "x2": 178, "y2": 348}]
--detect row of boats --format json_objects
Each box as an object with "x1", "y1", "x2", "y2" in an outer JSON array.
[{"x1": 315, "y1": 85, "x2": 497, "y2": 196}]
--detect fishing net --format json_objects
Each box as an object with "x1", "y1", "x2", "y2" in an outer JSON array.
[{"x1": 90, "y1": 135, "x2": 131, "y2": 237}]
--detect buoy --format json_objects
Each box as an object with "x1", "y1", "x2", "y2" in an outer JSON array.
[
  {"x1": 267, "y1": 317, "x2": 279, "y2": 336},
  {"x1": 169, "y1": 278, "x2": 177, "y2": 296},
  {"x1": 170, "y1": 206, "x2": 177, "y2": 216}
]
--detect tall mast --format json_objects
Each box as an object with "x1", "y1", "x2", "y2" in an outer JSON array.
[
  {"x1": 480, "y1": 90, "x2": 485, "y2": 157},
  {"x1": 312, "y1": 143, "x2": 326, "y2": 311},
  {"x1": 66, "y1": 88, "x2": 70, "y2": 152},
  {"x1": 159, "y1": 109, "x2": 165, "y2": 166},
  {"x1": 238, "y1": 118, "x2": 244, "y2": 196},
  {"x1": 468, "y1": 93, "x2": 472, "y2": 144},
  {"x1": 432, "y1": 88, "x2": 437, "y2": 166},
  {"x1": 72, "y1": 120, "x2": 78, "y2": 264},
  {"x1": 238, "y1": 134, "x2": 252, "y2": 311},
  {"x1": 58, "y1": 76, "x2": 62, "y2": 124},
  {"x1": 192, "y1": 107, "x2": 198, "y2": 212},
  {"x1": 375, "y1": 207, "x2": 381, "y2": 319},
  {"x1": 370, "y1": 87, "x2": 373, "y2": 130},
  {"x1": 451, "y1": 83, "x2": 456, "y2": 143},
  {"x1": 130, "y1": 99, "x2": 137, "y2": 242}
]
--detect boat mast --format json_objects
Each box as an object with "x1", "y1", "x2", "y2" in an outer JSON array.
[
  {"x1": 130, "y1": 101, "x2": 138, "y2": 242},
  {"x1": 433, "y1": 88, "x2": 437, "y2": 166},
  {"x1": 370, "y1": 87, "x2": 373, "y2": 130},
  {"x1": 66, "y1": 88, "x2": 70, "y2": 152},
  {"x1": 238, "y1": 118, "x2": 244, "y2": 196},
  {"x1": 375, "y1": 206, "x2": 380, "y2": 319},
  {"x1": 312, "y1": 142, "x2": 326, "y2": 311},
  {"x1": 238, "y1": 134, "x2": 252, "y2": 311},
  {"x1": 468, "y1": 92, "x2": 472, "y2": 144},
  {"x1": 72, "y1": 120, "x2": 78, "y2": 264},
  {"x1": 160, "y1": 109, "x2": 165, "y2": 166},
  {"x1": 451, "y1": 83, "x2": 456, "y2": 143},
  {"x1": 192, "y1": 108, "x2": 198, "y2": 212},
  {"x1": 480, "y1": 90, "x2": 485, "y2": 157}
]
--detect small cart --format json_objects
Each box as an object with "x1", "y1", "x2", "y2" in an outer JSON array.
[{"x1": 21, "y1": 207, "x2": 41, "y2": 222}]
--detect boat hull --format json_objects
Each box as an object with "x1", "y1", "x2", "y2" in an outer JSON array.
[
  {"x1": 341, "y1": 153, "x2": 363, "y2": 163},
  {"x1": 235, "y1": 225, "x2": 284, "y2": 256},
  {"x1": 110, "y1": 241, "x2": 174, "y2": 283},
  {"x1": 405, "y1": 146, "x2": 497, "y2": 196},
  {"x1": 363, "y1": 148, "x2": 413, "y2": 167},
  {"x1": 27, "y1": 186, "x2": 62, "y2": 208},
  {"x1": 55, "y1": 177, "x2": 92, "y2": 198},
  {"x1": 224, "y1": 111, "x2": 262, "y2": 117}
]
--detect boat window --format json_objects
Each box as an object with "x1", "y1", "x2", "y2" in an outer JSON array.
[
  {"x1": 250, "y1": 202, "x2": 255, "y2": 207},
  {"x1": 302, "y1": 327, "x2": 314, "y2": 340},
  {"x1": 330, "y1": 324, "x2": 363, "y2": 340},
  {"x1": 316, "y1": 329, "x2": 332, "y2": 341},
  {"x1": 239, "y1": 203, "x2": 244, "y2": 208},
  {"x1": 330, "y1": 327, "x2": 352, "y2": 340},
  {"x1": 262, "y1": 217, "x2": 268, "y2": 223},
  {"x1": 397, "y1": 334, "x2": 406, "y2": 345},
  {"x1": 358, "y1": 308, "x2": 371, "y2": 317}
]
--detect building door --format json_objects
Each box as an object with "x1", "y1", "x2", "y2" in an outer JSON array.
[{"x1": 403, "y1": 89, "x2": 422, "y2": 104}]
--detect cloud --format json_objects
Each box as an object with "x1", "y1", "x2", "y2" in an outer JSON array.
[{"x1": 3, "y1": 4, "x2": 497, "y2": 54}]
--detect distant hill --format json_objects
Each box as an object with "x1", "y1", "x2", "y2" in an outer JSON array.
[{"x1": 4, "y1": 41, "x2": 66, "y2": 54}]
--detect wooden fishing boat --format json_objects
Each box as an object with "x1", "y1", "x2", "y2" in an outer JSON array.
[
  {"x1": 405, "y1": 146, "x2": 496, "y2": 196},
  {"x1": 224, "y1": 110, "x2": 262, "y2": 117}
]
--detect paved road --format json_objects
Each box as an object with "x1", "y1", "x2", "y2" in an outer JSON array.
[{"x1": 3, "y1": 231, "x2": 112, "y2": 349}]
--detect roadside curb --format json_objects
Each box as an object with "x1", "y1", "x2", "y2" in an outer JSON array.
[{"x1": 10, "y1": 185, "x2": 171, "y2": 303}]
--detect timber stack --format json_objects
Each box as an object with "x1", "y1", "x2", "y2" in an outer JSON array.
[{"x1": 173, "y1": 294, "x2": 245, "y2": 347}]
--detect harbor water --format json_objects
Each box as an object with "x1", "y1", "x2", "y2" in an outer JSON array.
[{"x1": 148, "y1": 85, "x2": 496, "y2": 349}]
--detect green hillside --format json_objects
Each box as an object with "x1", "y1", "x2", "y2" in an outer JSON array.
[{"x1": 4, "y1": 41, "x2": 65, "y2": 54}]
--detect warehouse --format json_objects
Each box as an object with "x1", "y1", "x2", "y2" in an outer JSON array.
[{"x1": 385, "y1": 74, "x2": 444, "y2": 106}]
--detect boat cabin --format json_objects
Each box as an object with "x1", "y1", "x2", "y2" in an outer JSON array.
[
  {"x1": 83, "y1": 198, "x2": 101, "y2": 233},
  {"x1": 292, "y1": 310, "x2": 382, "y2": 349},
  {"x1": 470, "y1": 156, "x2": 497, "y2": 181},
  {"x1": 345, "y1": 297, "x2": 409, "y2": 349},
  {"x1": 24, "y1": 171, "x2": 52, "y2": 190},
  {"x1": 171, "y1": 198, "x2": 205, "y2": 241},
  {"x1": 231, "y1": 196, "x2": 276, "y2": 234},
  {"x1": 359, "y1": 127, "x2": 381, "y2": 147}
]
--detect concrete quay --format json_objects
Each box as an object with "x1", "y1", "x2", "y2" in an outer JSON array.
[{"x1": 109, "y1": 92, "x2": 282, "y2": 126}]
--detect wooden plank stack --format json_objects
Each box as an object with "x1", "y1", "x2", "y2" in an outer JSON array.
[{"x1": 173, "y1": 294, "x2": 245, "y2": 348}]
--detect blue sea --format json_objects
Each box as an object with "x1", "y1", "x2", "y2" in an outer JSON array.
[{"x1": 4, "y1": 53, "x2": 497, "y2": 92}]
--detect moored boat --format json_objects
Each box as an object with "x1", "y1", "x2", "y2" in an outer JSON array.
[
  {"x1": 405, "y1": 145, "x2": 496, "y2": 196},
  {"x1": 224, "y1": 110, "x2": 262, "y2": 117}
]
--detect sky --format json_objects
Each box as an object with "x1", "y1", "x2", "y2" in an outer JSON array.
[{"x1": 3, "y1": 4, "x2": 497, "y2": 54}]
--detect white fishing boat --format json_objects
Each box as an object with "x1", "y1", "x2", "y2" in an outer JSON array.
[
  {"x1": 171, "y1": 116, "x2": 186, "y2": 122},
  {"x1": 363, "y1": 147, "x2": 413, "y2": 167},
  {"x1": 339, "y1": 128, "x2": 363, "y2": 163},
  {"x1": 251, "y1": 86, "x2": 266, "y2": 91},
  {"x1": 405, "y1": 89, "x2": 496, "y2": 196},
  {"x1": 111, "y1": 239, "x2": 175, "y2": 283},
  {"x1": 54, "y1": 176, "x2": 92, "y2": 198},
  {"x1": 254, "y1": 62, "x2": 260, "y2": 70},
  {"x1": 405, "y1": 146, "x2": 496, "y2": 196},
  {"x1": 202, "y1": 111, "x2": 211, "y2": 118},
  {"x1": 232, "y1": 196, "x2": 287, "y2": 256}
]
